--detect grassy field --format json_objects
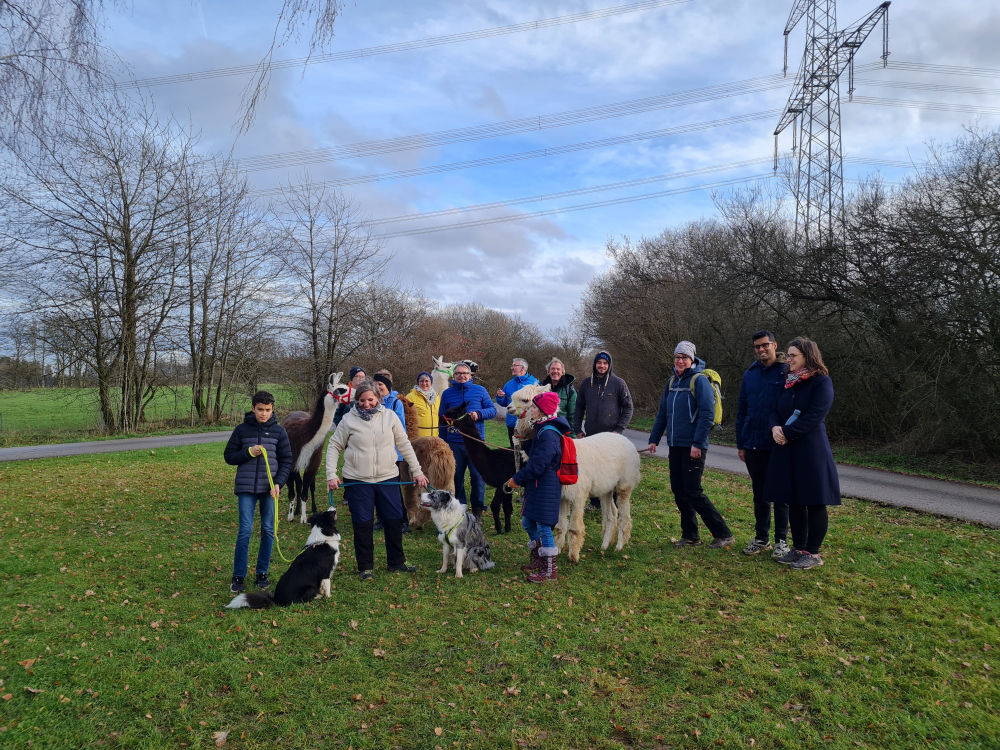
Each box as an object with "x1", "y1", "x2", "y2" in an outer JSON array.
[{"x1": 1, "y1": 421, "x2": 998, "y2": 749}]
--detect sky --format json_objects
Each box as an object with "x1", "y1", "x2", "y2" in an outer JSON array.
[{"x1": 99, "y1": 0, "x2": 1000, "y2": 329}]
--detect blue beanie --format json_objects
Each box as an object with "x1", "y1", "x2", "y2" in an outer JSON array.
[
  {"x1": 417, "y1": 371, "x2": 432, "y2": 383},
  {"x1": 349, "y1": 366, "x2": 365, "y2": 380}
]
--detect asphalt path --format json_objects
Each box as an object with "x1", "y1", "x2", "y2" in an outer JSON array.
[
  {"x1": 2, "y1": 427, "x2": 999, "y2": 528},
  {"x1": 624, "y1": 428, "x2": 1000, "y2": 529}
]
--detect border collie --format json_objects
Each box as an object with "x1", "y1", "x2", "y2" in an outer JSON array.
[
  {"x1": 227, "y1": 510, "x2": 340, "y2": 609},
  {"x1": 420, "y1": 490, "x2": 495, "y2": 578}
]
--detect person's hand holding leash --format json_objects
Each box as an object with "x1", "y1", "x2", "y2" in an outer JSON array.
[
  {"x1": 414, "y1": 475, "x2": 428, "y2": 488},
  {"x1": 647, "y1": 443, "x2": 657, "y2": 454},
  {"x1": 271, "y1": 484, "x2": 281, "y2": 500},
  {"x1": 469, "y1": 411, "x2": 479, "y2": 421},
  {"x1": 249, "y1": 445, "x2": 263, "y2": 456},
  {"x1": 327, "y1": 476, "x2": 340, "y2": 490},
  {"x1": 506, "y1": 478, "x2": 520, "y2": 490}
]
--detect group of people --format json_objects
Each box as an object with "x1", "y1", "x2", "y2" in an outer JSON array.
[{"x1": 224, "y1": 331, "x2": 839, "y2": 592}]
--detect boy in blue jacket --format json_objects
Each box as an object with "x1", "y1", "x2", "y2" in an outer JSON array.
[
  {"x1": 647, "y1": 341, "x2": 734, "y2": 549},
  {"x1": 223, "y1": 391, "x2": 292, "y2": 595}
]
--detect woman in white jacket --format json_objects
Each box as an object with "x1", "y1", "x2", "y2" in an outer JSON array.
[{"x1": 326, "y1": 380, "x2": 427, "y2": 580}]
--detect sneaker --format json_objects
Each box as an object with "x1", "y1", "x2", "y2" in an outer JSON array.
[
  {"x1": 255, "y1": 573, "x2": 270, "y2": 590},
  {"x1": 373, "y1": 519, "x2": 384, "y2": 531},
  {"x1": 387, "y1": 562, "x2": 418, "y2": 573},
  {"x1": 771, "y1": 540, "x2": 791, "y2": 559},
  {"x1": 708, "y1": 536, "x2": 736, "y2": 549},
  {"x1": 230, "y1": 576, "x2": 245, "y2": 593},
  {"x1": 358, "y1": 570, "x2": 374, "y2": 581},
  {"x1": 790, "y1": 553, "x2": 824, "y2": 570},
  {"x1": 673, "y1": 537, "x2": 702, "y2": 548},
  {"x1": 776, "y1": 548, "x2": 806, "y2": 565},
  {"x1": 742, "y1": 539, "x2": 771, "y2": 556}
]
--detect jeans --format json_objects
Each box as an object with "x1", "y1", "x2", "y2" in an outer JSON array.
[
  {"x1": 744, "y1": 449, "x2": 788, "y2": 543},
  {"x1": 668, "y1": 446, "x2": 732, "y2": 540},
  {"x1": 344, "y1": 478, "x2": 406, "y2": 571},
  {"x1": 233, "y1": 492, "x2": 274, "y2": 578},
  {"x1": 521, "y1": 516, "x2": 555, "y2": 549},
  {"x1": 789, "y1": 505, "x2": 829, "y2": 554},
  {"x1": 450, "y1": 441, "x2": 486, "y2": 511}
]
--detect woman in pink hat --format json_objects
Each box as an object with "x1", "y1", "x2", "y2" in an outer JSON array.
[{"x1": 505, "y1": 391, "x2": 570, "y2": 583}]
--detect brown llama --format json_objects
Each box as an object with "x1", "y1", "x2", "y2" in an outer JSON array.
[
  {"x1": 282, "y1": 373, "x2": 352, "y2": 523},
  {"x1": 398, "y1": 395, "x2": 455, "y2": 530}
]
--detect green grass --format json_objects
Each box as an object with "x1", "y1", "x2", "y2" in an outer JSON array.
[{"x1": 2, "y1": 431, "x2": 999, "y2": 749}]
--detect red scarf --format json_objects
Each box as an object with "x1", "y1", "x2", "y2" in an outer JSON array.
[{"x1": 784, "y1": 367, "x2": 813, "y2": 389}]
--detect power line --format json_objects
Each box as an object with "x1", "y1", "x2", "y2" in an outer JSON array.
[
  {"x1": 885, "y1": 60, "x2": 1000, "y2": 80},
  {"x1": 104, "y1": 0, "x2": 696, "y2": 93},
  {"x1": 855, "y1": 78, "x2": 1000, "y2": 97},
  {"x1": 850, "y1": 96, "x2": 1000, "y2": 117}
]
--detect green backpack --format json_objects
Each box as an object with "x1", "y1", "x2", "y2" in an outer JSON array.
[{"x1": 668, "y1": 369, "x2": 724, "y2": 428}]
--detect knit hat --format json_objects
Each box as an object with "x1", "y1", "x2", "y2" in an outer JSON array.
[
  {"x1": 349, "y1": 366, "x2": 366, "y2": 380},
  {"x1": 532, "y1": 391, "x2": 560, "y2": 417},
  {"x1": 595, "y1": 352, "x2": 610, "y2": 363},
  {"x1": 674, "y1": 341, "x2": 696, "y2": 359},
  {"x1": 417, "y1": 371, "x2": 432, "y2": 383},
  {"x1": 372, "y1": 371, "x2": 393, "y2": 390}
]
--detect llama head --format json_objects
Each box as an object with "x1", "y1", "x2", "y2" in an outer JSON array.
[
  {"x1": 328, "y1": 372, "x2": 353, "y2": 404},
  {"x1": 441, "y1": 401, "x2": 470, "y2": 426},
  {"x1": 507, "y1": 383, "x2": 552, "y2": 418}
]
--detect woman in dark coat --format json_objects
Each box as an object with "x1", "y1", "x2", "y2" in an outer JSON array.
[
  {"x1": 506, "y1": 391, "x2": 568, "y2": 583},
  {"x1": 764, "y1": 337, "x2": 840, "y2": 570}
]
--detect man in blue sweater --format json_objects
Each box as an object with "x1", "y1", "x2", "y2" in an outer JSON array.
[
  {"x1": 736, "y1": 330, "x2": 788, "y2": 557},
  {"x1": 495, "y1": 357, "x2": 538, "y2": 445},
  {"x1": 647, "y1": 341, "x2": 734, "y2": 549},
  {"x1": 438, "y1": 361, "x2": 497, "y2": 522}
]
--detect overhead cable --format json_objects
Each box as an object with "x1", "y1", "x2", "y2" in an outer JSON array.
[
  {"x1": 885, "y1": 60, "x2": 1000, "y2": 80},
  {"x1": 105, "y1": 0, "x2": 696, "y2": 93},
  {"x1": 849, "y1": 96, "x2": 1000, "y2": 117}
]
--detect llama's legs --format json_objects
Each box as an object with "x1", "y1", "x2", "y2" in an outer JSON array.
[
  {"x1": 554, "y1": 497, "x2": 571, "y2": 551},
  {"x1": 567, "y1": 496, "x2": 587, "y2": 563},
  {"x1": 600, "y1": 492, "x2": 620, "y2": 551},
  {"x1": 503, "y1": 491, "x2": 513, "y2": 533},
  {"x1": 308, "y1": 474, "x2": 318, "y2": 515},
  {"x1": 287, "y1": 494, "x2": 296, "y2": 523},
  {"x1": 490, "y1": 488, "x2": 503, "y2": 534},
  {"x1": 615, "y1": 487, "x2": 634, "y2": 551}
]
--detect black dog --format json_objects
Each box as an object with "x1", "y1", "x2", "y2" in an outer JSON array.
[{"x1": 227, "y1": 510, "x2": 340, "y2": 609}]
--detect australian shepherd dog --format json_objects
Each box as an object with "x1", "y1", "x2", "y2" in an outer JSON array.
[{"x1": 420, "y1": 490, "x2": 495, "y2": 578}]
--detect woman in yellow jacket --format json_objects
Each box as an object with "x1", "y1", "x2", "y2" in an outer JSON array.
[{"x1": 406, "y1": 371, "x2": 439, "y2": 438}]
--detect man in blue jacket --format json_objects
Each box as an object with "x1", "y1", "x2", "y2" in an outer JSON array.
[
  {"x1": 438, "y1": 361, "x2": 498, "y2": 522},
  {"x1": 647, "y1": 341, "x2": 734, "y2": 549},
  {"x1": 736, "y1": 330, "x2": 789, "y2": 557},
  {"x1": 495, "y1": 358, "x2": 538, "y2": 445}
]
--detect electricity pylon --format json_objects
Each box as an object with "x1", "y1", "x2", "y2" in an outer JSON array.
[{"x1": 774, "y1": 0, "x2": 891, "y2": 249}]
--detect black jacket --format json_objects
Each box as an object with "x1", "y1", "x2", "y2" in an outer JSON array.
[
  {"x1": 224, "y1": 412, "x2": 293, "y2": 496},
  {"x1": 572, "y1": 351, "x2": 633, "y2": 435}
]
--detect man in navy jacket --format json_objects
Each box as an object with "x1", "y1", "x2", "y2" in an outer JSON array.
[
  {"x1": 736, "y1": 330, "x2": 789, "y2": 557},
  {"x1": 438, "y1": 361, "x2": 498, "y2": 521},
  {"x1": 647, "y1": 341, "x2": 734, "y2": 549}
]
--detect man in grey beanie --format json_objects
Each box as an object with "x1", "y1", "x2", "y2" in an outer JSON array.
[{"x1": 647, "y1": 340, "x2": 734, "y2": 548}]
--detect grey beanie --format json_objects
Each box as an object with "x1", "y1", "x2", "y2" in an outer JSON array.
[{"x1": 674, "y1": 340, "x2": 696, "y2": 359}]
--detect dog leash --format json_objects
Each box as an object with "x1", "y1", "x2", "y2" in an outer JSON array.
[{"x1": 255, "y1": 446, "x2": 295, "y2": 564}]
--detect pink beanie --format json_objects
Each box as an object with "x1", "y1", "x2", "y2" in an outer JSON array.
[{"x1": 532, "y1": 391, "x2": 560, "y2": 417}]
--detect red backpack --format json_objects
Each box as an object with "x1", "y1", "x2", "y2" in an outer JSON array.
[{"x1": 539, "y1": 425, "x2": 578, "y2": 485}]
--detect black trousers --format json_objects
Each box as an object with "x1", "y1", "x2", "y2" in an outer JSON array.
[
  {"x1": 345, "y1": 477, "x2": 406, "y2": 571},
  {"x1": 743, "y1": 449, "x2": 788, "y2": 543},
  {"x1": 668, "y1": 446, "x2": 732, "y2": 540},
  {"x1": 789, "y1": 505, "x2": 829, "y2": 555}
]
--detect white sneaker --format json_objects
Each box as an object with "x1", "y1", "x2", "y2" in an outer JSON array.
[{"x1": 771, "y1": 540, "x2": 791, "y2": 559}]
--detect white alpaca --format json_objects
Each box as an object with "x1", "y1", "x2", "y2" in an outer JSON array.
[
  {"x1": 510, "y1": 384, "x2": 641, "y2": 563},
  {"x1": 431, "y1": 355, "x2": 456, "y2": 396}
]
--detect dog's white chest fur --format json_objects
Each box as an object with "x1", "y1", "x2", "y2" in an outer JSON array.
[{"x1": 432, "y1": 502, "x2": 466, "y2": 545}]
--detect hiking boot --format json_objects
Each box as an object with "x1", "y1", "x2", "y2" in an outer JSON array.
[
  {"x1": 771, "y1": 540, "x2": 791, "y2": 559},
  {"x1": 254, "y1": 572, "x2": 270, "y2": 590},
  {"x1": 527, "y1": 551, "x2": 558, "y2": 583},
  {"x1": 790, "y1": 553, "x2": 824, "y2": 570},
  {"x1": 673, "y1": 537, "x2": 702, "y2": 548},
  {"x1": 504, "y1": 516, "x2": 511, "y2": 534},
  {"x1": 520, "y1": 540, "x2": 542, "y2": 572},
  {"x1": 373, "y1": 518, "x2": 384, "y2": 531},
  {"x1": 358, "y1": 570, "x2": 374, "y2": 582},
  {"x1": 742, "y1": 539, "x2": 771, "y2": 556},
  {"x1": 230, "y1": 576, "x2": 245, "y2": 594},
  {"x1": 401, "y1": 517, "x2": 411, "y2": 535},
  {"x1": 388, "y1": 561, "x2": 418, "y2": 573},
  {"x1": 708, "y1": 536, "x2": 736, "y2": 549},
  {"x1": 776, "y1": 548, "x2": 806, "y2": 565}
]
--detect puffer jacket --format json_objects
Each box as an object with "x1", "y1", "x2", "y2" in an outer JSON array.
[
  {"x1": 406, "y1": 387, "x2": 439, "y2": 438},
  {"x1": 325, "y1": 405, "x2": 424, "y2": 483},
  {"x1": 541, "y1": 373, "x2": 577, "y2": 421},
  {"x1": 437, "y1": 379, "x2": 498, "y2": 444},
  {"x1": 572, "y1": 351, "x2": 633, "y2": 435},
  {"x1": 648, "y1": 357, "x2": 716, "y2": 450},
  {"x1": 512, "y1": 415, "x2": 572, "y2": 528},
  {"x1": 495, "y1": 373, "x2": 539, "y2": 428},
  {"x1": 224, "y1": 412, "x2": 293, "y2": 495},
  {"x1": 735, "y1": 359, "x2": 785, "y2": 451}
]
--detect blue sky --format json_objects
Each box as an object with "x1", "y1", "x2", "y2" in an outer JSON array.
[{"x1": 100, "y1": 0, "x2": 1000, "y2": 328}]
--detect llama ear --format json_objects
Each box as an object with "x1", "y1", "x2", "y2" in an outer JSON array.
[
  {"x1": 542, "y1": 384, "x2": 552, "y2": 393},
  {"x1": 329, "y1": 372, "x2": 343, "y2": 389}
]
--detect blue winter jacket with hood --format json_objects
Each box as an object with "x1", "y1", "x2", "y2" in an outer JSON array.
[
  {"x1": 648, "y1": 357, "x2": 716, "y2": 450},
  {"x1": 437, "y1": 379, "x2": 498, "y2": 445},
  {"x1": 512, "y1": 415, "x2": 572, "y2": 528},
  {"x1": 735, "y1": 358, "x2": 785, "y2": 451},
  {"x1": 495, "y1": 372, "x2": 539, "y2": 428}
]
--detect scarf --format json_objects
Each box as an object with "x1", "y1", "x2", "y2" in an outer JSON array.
[
  {"x1": 416, "y1": 385, "x2": 437, "y2": 406},
  {"x1": 784, "y1": 367, "x2": 813, "y2": 389},
  {"x1": 354, "y1": 403, "x2": 383, "y2": 421}
]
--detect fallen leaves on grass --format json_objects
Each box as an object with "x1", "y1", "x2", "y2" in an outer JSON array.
[
  {"x1": 434, "y1": 727, "x2": 443, "y2": 736},
  {"x1": 18, "y1": 659, "x2": 36, "y2": 671},
  {"x1": 212, "y1": 729, "x2": 229, "y2": 746},
  {"x1": 23, "y1": 687, "x2": 44, "y2": 694}
]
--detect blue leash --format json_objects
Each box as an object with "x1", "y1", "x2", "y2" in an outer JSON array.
[{"x1": 327, "y1": 482, "x2": 436, "y2": 508}]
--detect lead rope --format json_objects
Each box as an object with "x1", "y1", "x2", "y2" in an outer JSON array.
[{"x1": 255, "y1": 446, "x2": 295, "y2": 564}]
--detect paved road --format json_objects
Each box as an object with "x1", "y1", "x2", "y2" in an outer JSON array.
[
  {"x1": 0, "y1": 431, "x2": 232, "y2": 462},
  {"x1": 3, "y1": 428, "x2": 999, "y2": 528},
  {"x1": 624, "y1": 429, "x2": 1000, "y2": 528}
]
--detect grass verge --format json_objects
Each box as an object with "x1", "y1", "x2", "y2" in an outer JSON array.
[{"x1": 1, "y1": 436, "x2": 998, "y2": 748}]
